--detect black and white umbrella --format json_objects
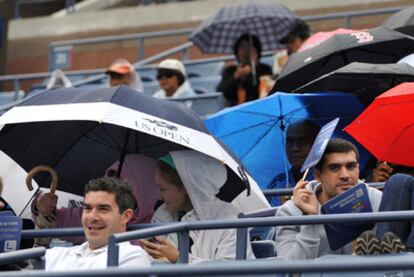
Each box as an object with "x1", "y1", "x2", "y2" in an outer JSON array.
[
  {"x1": 382, "y1": 6, "x2": 414, "y2": 36},
  {"x1": 0, "y1": 86, "x2": 269, "y2": 211},
  {"x1": 273, "y1": 26, "x2": 414, "y2": 93},
  {"x1": 293, "y1": 62, "x2": 414, "y2": 106},
  {"x1": 189, "y1": 2, "x2": 300, "y2": 54}
]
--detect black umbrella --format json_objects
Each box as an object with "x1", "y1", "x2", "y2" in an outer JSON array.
[
  {"x1": 293, "y1": 62, "x2": 414, "y2": 106},
  {"x1": 0, "y1": 86, "x2": 268, "y2": 212},
  {"x1": 272, "y1": 26, "x2": 414, "y2": 93},
  {"x1": 382, "y1": 6, "x2": 414, "y2": 36}
]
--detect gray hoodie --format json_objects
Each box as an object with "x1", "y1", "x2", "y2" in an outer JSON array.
[
  {"x1": 152, "y1": 150, "x2": 257, "y2": 264},
  {"x1": 275, "y1": 182, "x2": 383, "y2": 260}
]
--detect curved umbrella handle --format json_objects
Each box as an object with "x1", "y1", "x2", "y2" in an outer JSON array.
[{"x1": 26, "y1": 165, "x2": 58, "y2": 196}]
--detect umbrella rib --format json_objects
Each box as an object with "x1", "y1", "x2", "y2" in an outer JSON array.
[{"x1": 219, "y1": 118, "x2": 278, "y2": 138}]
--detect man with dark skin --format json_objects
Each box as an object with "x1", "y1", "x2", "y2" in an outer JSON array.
[{"x1": 267, "y1": 119, "x2": 320, "y2": 206}]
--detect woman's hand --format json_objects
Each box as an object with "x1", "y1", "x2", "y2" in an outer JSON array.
[{"x1": 140, "y1": 237, "x2": 179, "y2": 263}]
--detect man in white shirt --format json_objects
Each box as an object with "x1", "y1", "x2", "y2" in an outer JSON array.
[{"x1": 45, "y1": 177, "x2": 151, "y2": 271}]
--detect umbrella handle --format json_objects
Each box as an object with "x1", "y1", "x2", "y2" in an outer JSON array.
[{"x1": 26, "y1": 165, "x2": 58, "y2": 196}]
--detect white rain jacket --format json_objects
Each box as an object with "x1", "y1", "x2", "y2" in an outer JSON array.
[
  {"x1": 152, "y1": 150, "x2": 255, "y2": 264},
  {"x1": 153, "y1": 81, "x2": 196, "y2": 99}
]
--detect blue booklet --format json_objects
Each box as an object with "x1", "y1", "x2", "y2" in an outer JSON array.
[
  {"x1": 0, "y1": 213, "x2": 22, "y2": 252},
  {"x1": 321, "y1": 183, "x2": 374, "y2": 250}
]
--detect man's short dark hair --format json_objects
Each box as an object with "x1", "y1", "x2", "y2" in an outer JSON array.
[
  {"x1": 315, "y1": 138, "x2": 360, "y2": 170},
  {"x1": 84, "y1": 177, "x2": 137, "y2": 213},
  {"x1": 280, "y1": 20, "x2": 311, "y2": 44}
]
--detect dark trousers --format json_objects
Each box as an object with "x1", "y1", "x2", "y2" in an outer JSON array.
[{"x1": 376, "y1": 173, "x2": 414, "y2": 249}]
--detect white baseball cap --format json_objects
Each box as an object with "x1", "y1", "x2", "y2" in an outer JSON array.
[{"x1": 158, "y1": 59, "x2": 186, "y2": 77}]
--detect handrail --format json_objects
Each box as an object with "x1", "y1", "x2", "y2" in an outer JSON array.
[
  {"x1": 20, "y1": 223, "x2": 159, "y2": 239},
  {"x1": 71, "y1": 41, "x2": 194, "y2": 87},
  {"x1": 0, "y1": 49, "x2": 274, "y2": 83},
  {"x1": 0, "y1": 247, "x2": 45, "y2": 265},
  {"x1": 107, "y1": 210, "x2": 414, "y2": 266},
  {"x1": 50, "y1": 28, "x2": 194, "y2": 48},
  {"x1": 2, "y1": 255, "x2": 414, "y2": 276}
]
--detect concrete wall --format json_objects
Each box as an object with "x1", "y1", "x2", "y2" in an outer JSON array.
[{"x1": 4, "y1": 0, "x2": 413, "y2": 90}]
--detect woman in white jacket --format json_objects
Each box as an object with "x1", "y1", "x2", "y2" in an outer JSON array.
[
  {"x1": 153, "y1": 59, "x2": 196, "y2": 100},
  {"x1": 141, "y1": 150, "x2": 255, "y2": 264}
]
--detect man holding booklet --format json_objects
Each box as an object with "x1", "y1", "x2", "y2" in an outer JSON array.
[{"x1": 275, "y1": 138, "x2": 383, "y2": 260}]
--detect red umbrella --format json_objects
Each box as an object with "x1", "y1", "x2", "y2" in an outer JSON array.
[
  {"x1": 298, "y1": 28, "x2": 359, "y2": 52},
  {"x1": 344, "y1": 82, "x2": 414, "y2": 167}
]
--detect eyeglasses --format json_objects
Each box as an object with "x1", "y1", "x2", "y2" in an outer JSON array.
[{"x1": 156, "y1": 71, "x2": 175, "y2": 80}]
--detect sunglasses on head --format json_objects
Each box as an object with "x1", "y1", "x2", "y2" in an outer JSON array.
[{"x1": 156, "y1": 70, "x2": 176, "y2": 80}]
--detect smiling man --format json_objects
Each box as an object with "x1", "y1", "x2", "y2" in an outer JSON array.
[
  {"x1": 45, "y1": 177, "x2": 151, "y2": 271},
  {"x1": 275, "y1": 139, "x2": 383, "y2": 260}
]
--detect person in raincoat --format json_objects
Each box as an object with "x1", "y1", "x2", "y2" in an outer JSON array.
[
  {"x1": 141, "y1": 150, "x2": 255, "y2": 264},
  {"x1": 32, "y1": 154, "x2": 159, "y2": 246},
  {"x1": 153, "y1": 59, "x2": 196, "y2": 99},
  {"x1": 46, "y1": 70, "x2": 73, "y2": 90},
  {"x1": 105, "y1": 59, "x2": 144, "y2": 92}
]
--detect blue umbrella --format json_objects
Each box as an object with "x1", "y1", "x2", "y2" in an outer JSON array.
[{"x1": 205, "y1": 92, "x2": 367, "y2": 189}]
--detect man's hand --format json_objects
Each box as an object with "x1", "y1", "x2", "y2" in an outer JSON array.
[
  {"x1": 371, "y1": 162, "x2": 393, "y2": 182},
  {"x1": 292, "y1": 180, "x2": 318, "y2": 215},
  {"x1": 140, "y1": 237, "x2": 179, "y2": 263},
  {"x1": 36, "y1": 192, "x2": 58, "y2": 216}
]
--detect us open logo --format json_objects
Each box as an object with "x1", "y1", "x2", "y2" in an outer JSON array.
[
  {"x1": 350, "y1": 32, "x2": 374, "y2": 43},
  {"x1": 135, "y1": 118, "x2": 191, "y2": 145}
]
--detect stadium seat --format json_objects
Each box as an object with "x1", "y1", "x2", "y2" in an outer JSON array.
[
  {"x1": 169, "y1": 92, "x2": 225, "y2": 117},
  {"x1": 251, "y1": 240, "x2": 277, "y2": 258},
  {"x1": 190, "y1": 76, "x2": 222, "y2": 94},
  {"x1": 186, "y1": 61, "x2": 225, "y2": 78}
]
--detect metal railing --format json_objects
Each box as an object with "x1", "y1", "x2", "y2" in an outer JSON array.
[
  {"x1": 1, "y1": 210, "x2": 414, "y2": 275},
  {"x1": 0, "y1": 247, "x2": 45, "y2": 265},
  {"x1": 3, "y1": 255, "x2": 414, "y2": 276},
  {"x1": 106, "y1": 210, "x2": 414, "y2": 266},
  {"x1": 48, "y1": 28, "x2": 194, "y2": 70}
]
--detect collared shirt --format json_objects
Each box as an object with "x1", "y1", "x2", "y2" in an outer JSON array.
[{"x1": 45, "y1": 241, "x2": 151, "y2": 271}]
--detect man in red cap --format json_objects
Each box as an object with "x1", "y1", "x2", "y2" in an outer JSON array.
[{"x1": 105, "y1": 59, "x2": 143, "y2": 91}]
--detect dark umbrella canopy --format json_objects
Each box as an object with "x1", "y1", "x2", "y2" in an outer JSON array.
[
  {"x1": 0, "y1": 86, "x2": 255, "y2": 201},
  {"x1": 189, "y1": 2, "x2": 300, "y2": 54},
  {"x1": 293, "y1": 62, "x2": 414, "y2": 106},
  {"x1": 272, "y1": 26, "x2": 414, "y2": 93},
  {"x1": 382, "y1": 6, "x2": 414, "y2": 36}
]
